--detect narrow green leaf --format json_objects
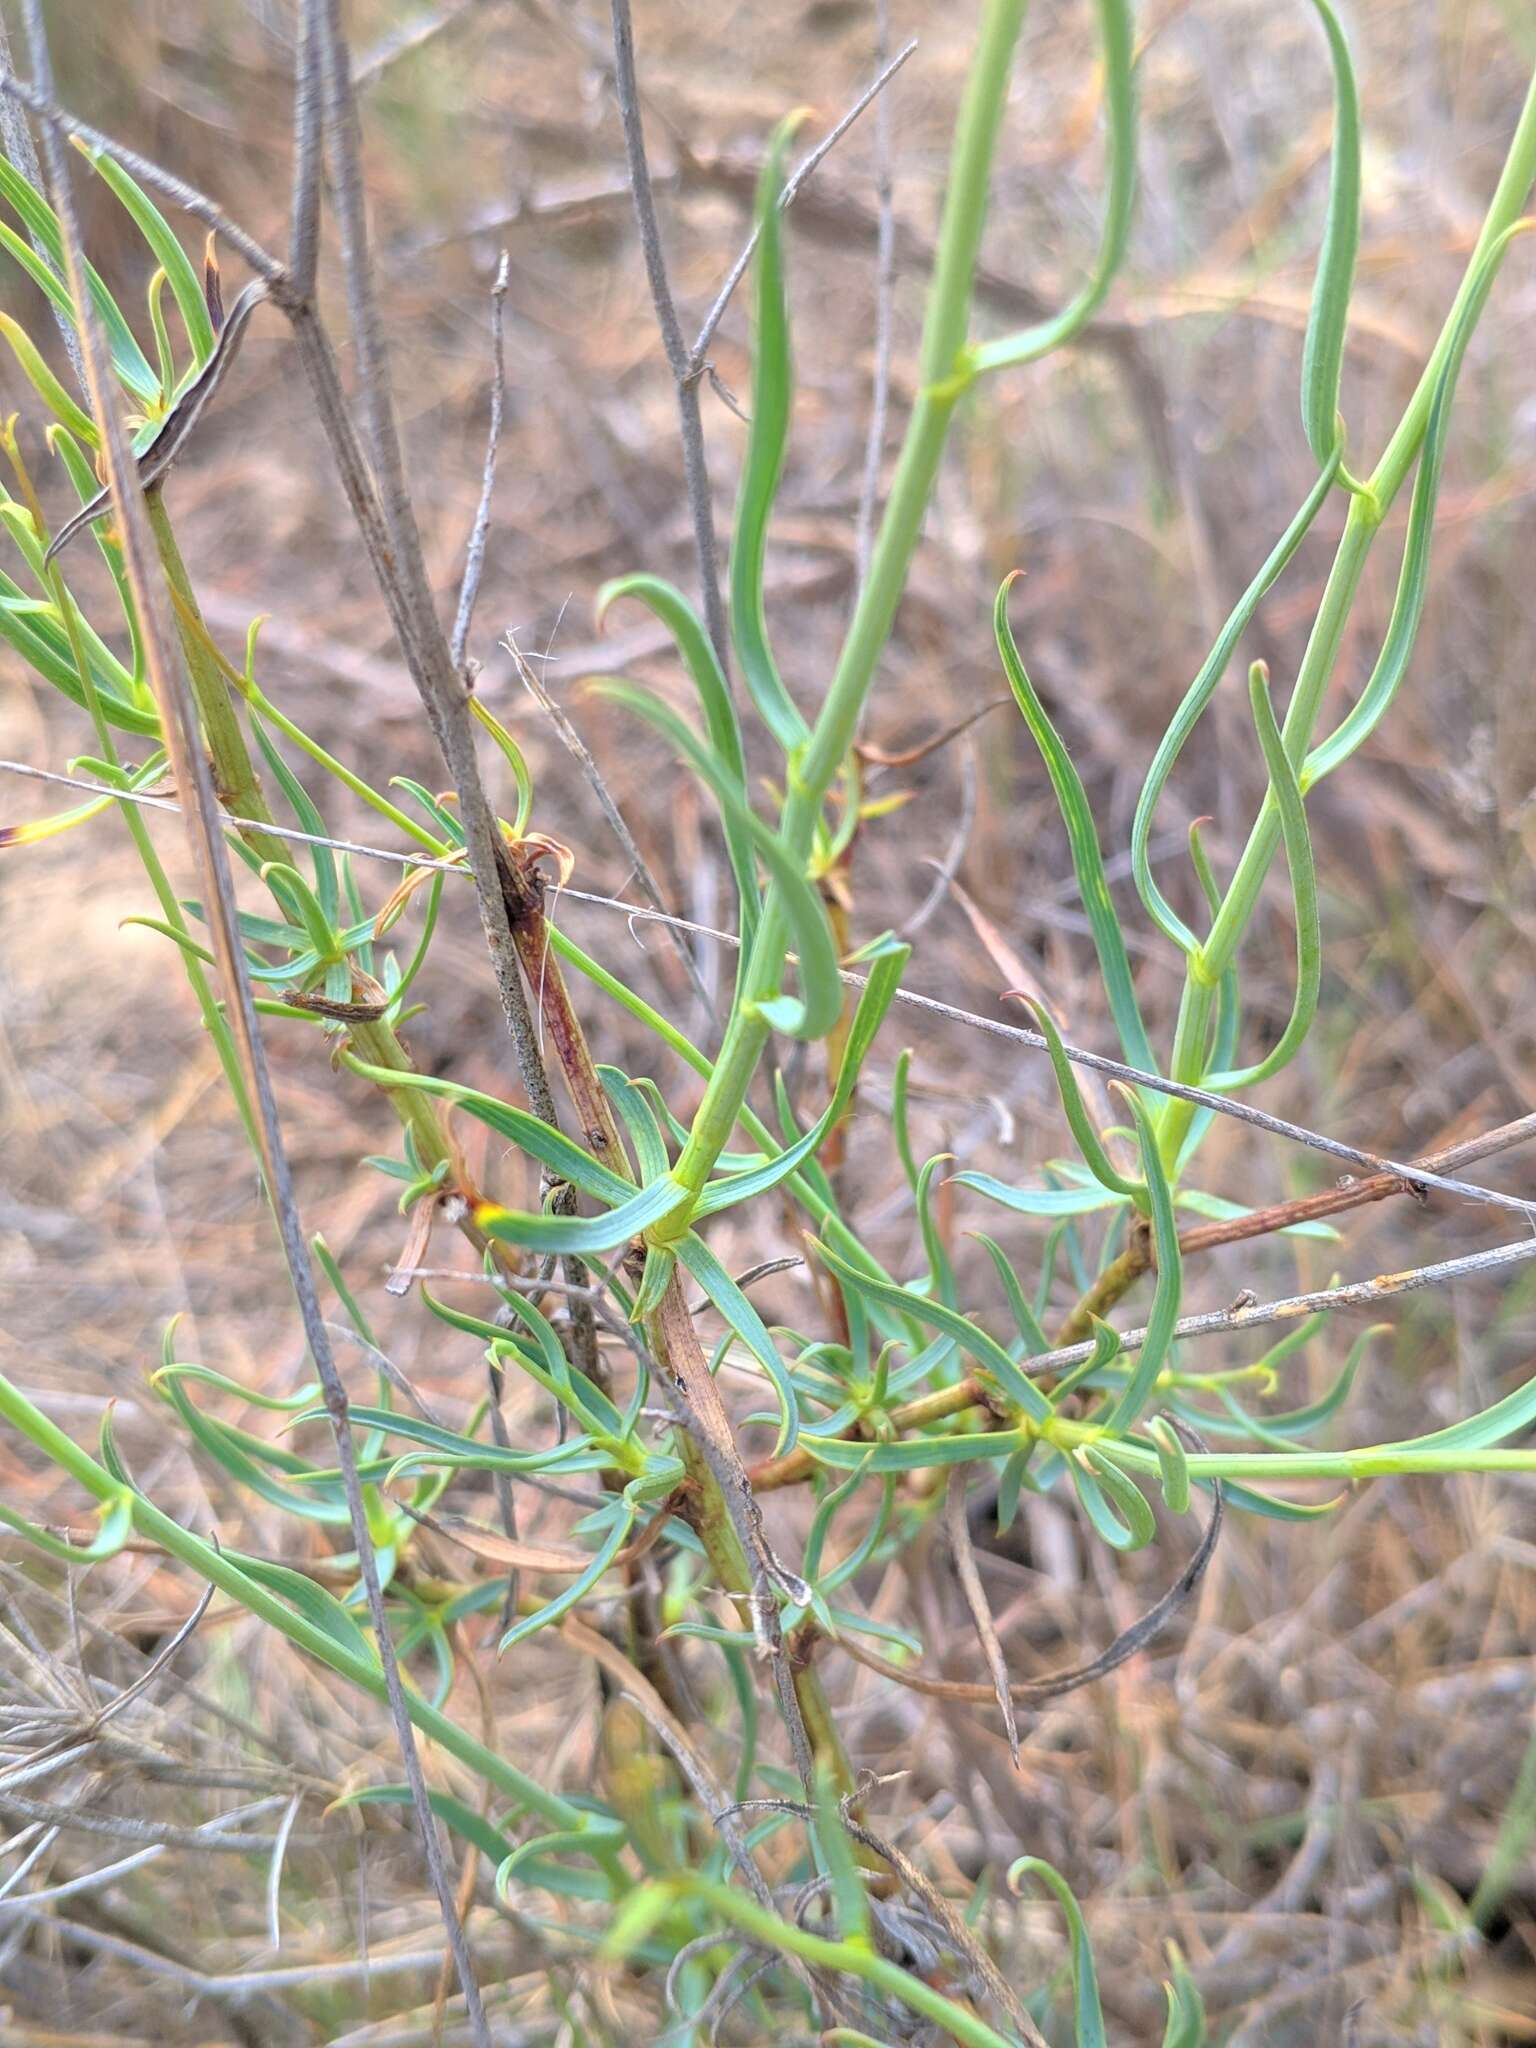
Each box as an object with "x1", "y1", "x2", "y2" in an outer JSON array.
[
  {"x1": 342, "y1": 1062, "x2": 634, "y2": 1205},
  {"x1": 1160, "y1": 1942, "x2": 1208, "y2": 2048},
  {"x1": 476, "y1": 1174, "x2": 687, "y2": 1258},
  {"x1": 970, "y1": 0, "x2": 1136, "y2": 375},
  {"x1": 80, "y1": 141, "x2": 217, "y2": 369},
  {"x1": 1299, "y1": 0, "x2": 1361, "y2": 466},
  {"x1": 337, "y1": 1786, "x2": 512, "y2": 1866},
  {"x1": 0, "y1": 1487, "x2": 133, "y2": 1564},
  {"x1": 952, "y1": 1169, "x2": 1126, "y2": 1219},
  {"x1": 298, "y1": 1401, "x2": 600, "y2": 1478},
  {"x1": 695, "y1": 942, "x2": 907, "y2": 1216},
  {"x1": 596, "y1": 677, "x2": 840, "y2": 1038},
  {"x1": 1071, "y1": 1449, "x2": 1155, "y2": 1551},
  {"x1": 596, "y1": 574, "x2": 758, "y2": 948},
  {"x1": 500, "y1": 1508, "x2": 634, "y2": 1651},
  {"x1": 0, "y1": 312, "x2": 98, "y2": 443},
  {"x1": 804, "y1": 1429, "x2": 1024, "y2": 1473},
  {"x1": 1131, "y1": 448, "x2": 1341, "y2": 953},
  {"x1": 1008, "y1": 1857, "x2": 1107, "y2": 2048},
  {"x1": 1104, "y1": 1087, "x2": 1182, "y2": 1433},
  {"x1": 252, "y1": 718, "x2": 339, "y2": 925},
  {"x1": 995, "y1": 576, "x2": 1155, "y2": 1073},
  {"x1": 259, "y1": 861, "x2": 336, "y2": 966},
  {"x1": 1305, "y1": 219, "x2": 1536, "y2": 789},
  {"x1": 230, "y1": 1552, "x2": 378, "y2": 1668},
  {"x1": 0, "y1": 154, "x2": 160, "y2": 401},
  {"x1": 599, "y1": 1064, "x2": 669, "y2": 1184},
  {"x1": 1204, "y1": 663, "x2": 1319, "y2": 1089},
  {"x1": 813, "y1": 1753, "x2": 871, "y2": 1945},
  {"x1": 0, "y1": 573, "x2": 157, "y2": 732},
  {"x1": 730, "y1": 115, "x2": 812, "y2": 753},
  {"x1": 815, "y1": 1239, "x2": 1054, "y2": 1423},
  {"x1": 675, "y1": 1232, "x2": 800, "y2": 1456},
  {"x1": 1008, "y1": 992, "x2": 1146, "y2": 1205},
  {"x1": 1147, "y1": 1415, "x2": 1191, "y2": 1514},
  {"x1": 970, "y1": 1231, "x2": 1049, "y2": 1353}
]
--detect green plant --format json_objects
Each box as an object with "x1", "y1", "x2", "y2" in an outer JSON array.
[{"x1": 3, "y1": 1, "x2": 1536, "y2": 2041}]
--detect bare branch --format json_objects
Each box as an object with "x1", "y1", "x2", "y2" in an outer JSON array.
[
  {"x1": 944, "y1": 1468, "x2": 1020, "y2": 1766},
  {"x1": 836, "y1": 1434, "x2": 1222, "y2": 1703},
  {"x1": 0, "y1": 15, "x2": 83, "y2": 388},
  {"x1": 0, "y1": 67, "x2": 284, "y2": 283},
  {"x1": 451, "y1": 252, "x2": 511, "y2": 672},
  {"x1": 505, "y1": 631, "x2": 713, "y2": 1009},
  {"x1": 289, "y1": 1, "x2": 325, "y2": 301},
  {"x1": 688, "y1": 35, "x2": 918, "y2": 366},
  {"x1": 17, "y1": 6, "x2": 487, "y2": 2036},
  {"x1": 609, "y1": 0, "x2": 730, "y2": 670}
]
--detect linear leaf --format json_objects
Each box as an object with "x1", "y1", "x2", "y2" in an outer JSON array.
[
  {"x1": 815, "y1": 1239, "x2": 1053, "y2": 1423},
  {"x1": 596, "y1": 677, "x2": 840, "y2": 1037},
  {"x1": 1104, "y1": 1087, "x2": 1182, "y2": 1432},
  {"x1": 476, "y1": 1174, "x2": 687, "y2": 1257},
  {"x1": 0, "y1": 154, "x2": 160, "y2": 401},
  {"x1": 1008, "y1": 1857, "x2": 1107, "y2": 2048},
  {"x1": 596, "y1": 574, "x2": 758, "y2": 947},
  {"x1": 1131, "y1": 447, "x2": 1341, "y2": 953},
  {"x1": 675, "y1": 1231, "x2": 800, "y2": 1456},
  {"x1": 1299, "y1": 0, "x2": 1360, "y2": 465},
  {"x1": 1204, "y1": 663, "x2": 1320, "y2": 1089},
  {"x1": 729, "y1": 115, "x2": 811, "y2": 753},
  {"x1": 343, "y1": 1062, "x2": 633, "y2": 1204},
  {"x1": 970, "y1": 0, "x2": 1136, "y2": 375},
  {"x1": 995, "y1": 576, "x2": 1155, "y2": 1073},
  {"x1": 1305, "y1": 219, "x2": 1536, "y2": 788},
  {"x1": 79, "y1": 141, "x2": 217, "y2": 369},
  {"x1": 693, "y1": 941, "x2": 908, "y2": 1215}
]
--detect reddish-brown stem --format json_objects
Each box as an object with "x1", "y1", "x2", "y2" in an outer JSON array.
[{"x1": 747, "y1": 1110, "x2": 1536, "y2": 1493}]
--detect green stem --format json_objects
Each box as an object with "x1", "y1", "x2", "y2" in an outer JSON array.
[
  {"x1": 672, "y1": 0, "x2": 1030, "y2": 1201},
  {"x1": 1159, "y1": 66, "x2": 1536, "y2": 1165},
  {"x1": 146, "y1": 491, "x2": 289, "y2": 871},
  {"x1": 628, "y1": 1880, "x2": 1020, "y2": 2048},
  {"x1": 0, "y1": 1363, "x2": 586, "y2": 1833}
]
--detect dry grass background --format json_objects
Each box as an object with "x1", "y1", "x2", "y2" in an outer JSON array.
[{"x1": 3, "y1": 0, "x2": 1536, "y2": 2041}]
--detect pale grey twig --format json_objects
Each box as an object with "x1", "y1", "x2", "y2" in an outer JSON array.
[
  {"x1": 688, "y1": 35, "x2": 918, "y2": 368},
  {"x1": 289, "y1": 1, "x2": 325, "y2": 301},
  {"x1": 83, "y1": 1580, "x2": 215, "y2": 1733},
  {"x1": 451, "y1": 251, "x2": 511, "y2": 672},
  {"x1": 993, "y1": 1235, "x2": 1536, "y2": 1387},
  {"x1": 608, "y1": 0, "x2": 730, "y2": 671},
  {"x1": 902, "y1": 740, "x2": 977, "y2": 938},
  {"x1": 0, "y1": 15, "x2": 82, "y2": 388},
  {"x1": 0, "y1": 1786, "x2": 300, "y2": 1855},
  {"x1": 0, "y1": 1797, "x2": 291, "y2": 1918},
  {"x1": 301, "y1": 12, "x2": 502, "y2": 2034},
  {"x1": 0, "y1": 66, "x2": 283, "y2": 282},
  {"x1": 944, "y1": 1467, "x2": 1020, "y2": 1766},
  {"x1": 10, "y1": 757, "x2": 1536, "y2": 1216},
  {"x1": 19, "y1": 8, "x2": 485, "y2": 2033},
  {"x1": 300, "y1": 7, "x2": 602, "y2": 1393},
  {"x1": 304, "y1": 10, "x2": 556, "y2": 1149},
  {"x1": 0, "y1": 1905, "x2": 461, "y2": 1993},
  {"x1": 505, "y1": 630, "x2": 713, "y2": 1008}
]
